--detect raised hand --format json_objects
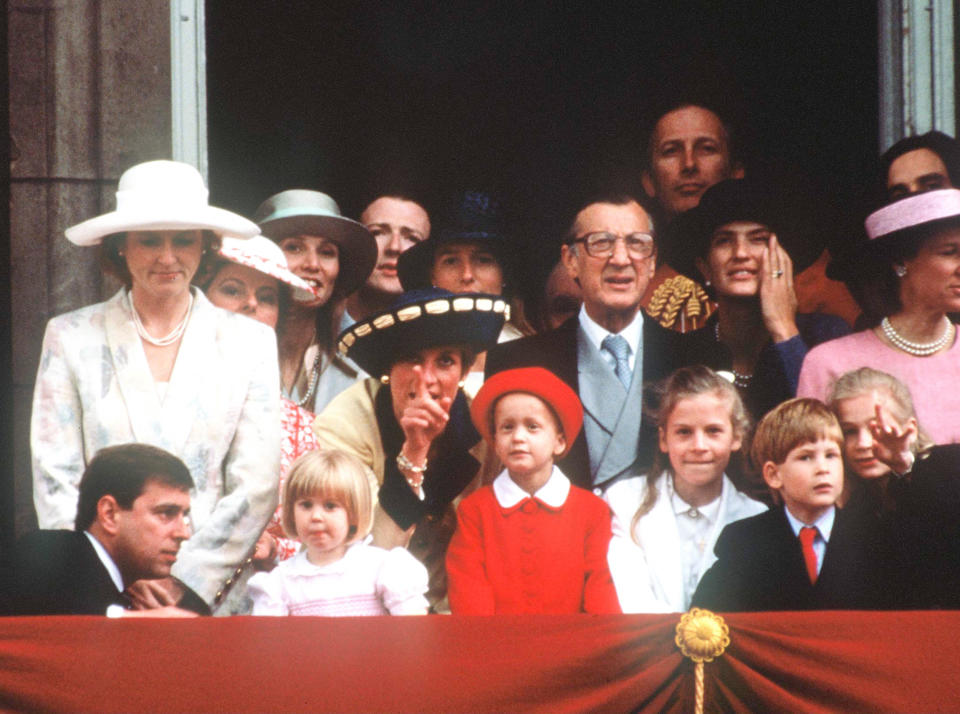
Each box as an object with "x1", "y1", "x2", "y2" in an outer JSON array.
[
  {"x1": 869, "y1": 398, "x2": 918, "y2": 475},
  {"x1": 759, "y1": 233, "x2": 799, "y2": 343},
  {"x1": 398, "y1": 364, "x2": 452, "y2": 462}
]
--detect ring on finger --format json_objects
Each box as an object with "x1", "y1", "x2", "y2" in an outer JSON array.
[{"x1": 772, "y1": 269, "x2": 784, "y2": 278}]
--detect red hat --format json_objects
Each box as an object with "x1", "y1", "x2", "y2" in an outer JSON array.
[{"x1": 471, "y1": 367, "x2": 583, "y2": 457}]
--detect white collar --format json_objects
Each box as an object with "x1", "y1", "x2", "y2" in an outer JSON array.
[
  {"x1": 784, "y1": 504, "x2": 835, "y2": 542},
  {"x1": 288, "y1": 537, "x2": 370, "y2": 576},
  {"x1": 493, "y1": 465, "x2": 571, "y2": 508},
  {"x1": 84, "y1": 531, "x2": 125, "y2": 592},
  {"x1": 578, "y1": 304, "x2": 644, "y2": 355},
  {"x1": 666, "y1": 473, "x2": 722, "y2": 522}
]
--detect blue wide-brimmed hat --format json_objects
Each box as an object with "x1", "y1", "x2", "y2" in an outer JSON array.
[
  {"x1": 337, "y1": 287, "x2": 507, "y2": 378},
  {"x1": 397, "y1": 191, "x2": 516, "y2": 296}
]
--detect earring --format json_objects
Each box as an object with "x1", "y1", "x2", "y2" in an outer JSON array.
[
  {"x1": 117, "y1": 250, "x2": 125, "y2": 257},
  {"x1": 704, "y1": 278, "x2": 711, "y2": 287},
  {"x1": 894, "y1": 265, "x2": 907, "y2": 277},
  {"x1": 457, "y1": 380, "x2": 466, "y2": 389},
  {"x1": 380, "y1": 374, "x2": 390, "y2": 385}
]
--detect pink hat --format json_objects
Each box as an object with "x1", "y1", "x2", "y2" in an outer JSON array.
[
  {"x1": 217, "y1": 236, "x2": 317, "y2": 303},
  {"x1": 865, "y1": 188, "x2": 960, "y2": 241}
]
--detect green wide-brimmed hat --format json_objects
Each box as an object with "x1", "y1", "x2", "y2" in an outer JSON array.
[{"x1": 254, "y1": 189, "x2": 378, "y2": 297}]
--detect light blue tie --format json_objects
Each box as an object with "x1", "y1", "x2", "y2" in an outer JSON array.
[{"x1": 601, "y1": 334, "x2": 632, "y2": 390}]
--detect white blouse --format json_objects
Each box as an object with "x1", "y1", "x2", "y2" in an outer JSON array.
[{"x1": 248, "y1": 540, "x2": 429, "y2": 616}]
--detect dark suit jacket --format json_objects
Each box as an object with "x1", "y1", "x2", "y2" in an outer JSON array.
[
  {"x1": 691, "y1": 506, "x2": 886, "y2": 612},
  {"x1": 0, "y1": 530, "x2": 210, "y2": 616},
  {"x1": 485, "y1": 312, "x2": 686, "y2": 488}
]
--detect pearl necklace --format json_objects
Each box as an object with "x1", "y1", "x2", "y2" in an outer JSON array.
[
  {"x1": 715, "y1": 322, "x2": 753, "y2": 388},
  {"x1": 129, "y1": 291, "x2": 193, "y2": 347},
  {"x1": 296, "y1": 351, "x2": 321, "y2": 408},
  {"x1": 880, "y1": 317, "x2": 954, "y2": 356}
]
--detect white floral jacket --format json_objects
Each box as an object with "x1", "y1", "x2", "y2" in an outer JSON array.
[{"x1": 31, "y1": 288, "x2": 281, "y2": 608}]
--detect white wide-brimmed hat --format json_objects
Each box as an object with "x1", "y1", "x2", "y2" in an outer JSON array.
[
  {"x1": 65, "y1": 160, "x2": 259, "y2": 246},
  {"x1": 217, "y1": 236, "x2": 317, "y2": 303}
]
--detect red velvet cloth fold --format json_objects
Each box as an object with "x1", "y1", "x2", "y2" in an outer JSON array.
[{"x1": 1, "y1": 612, "x2": 958, "y2": 713}]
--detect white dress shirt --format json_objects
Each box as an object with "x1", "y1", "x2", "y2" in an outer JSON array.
[
  {"x1": 578, "y1": 305, "x2": 644, "y2": 373},
  {"x1": 784, "y1": 505, "x2": 835, "y2": 576}
]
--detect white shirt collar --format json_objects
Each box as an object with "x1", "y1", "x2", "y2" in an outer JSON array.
[
  {"x1": 784, "y1": 504, "x2": 835, "y2": 542},
  {"x1": 493, "y1": 465, "x2": 571, "y2": 508},
  {"x1": 288, "y1": 538, "x2": 370, "y2": 576},
  {"x1": 666, "y1": 473, "x2": 723, "y2": 523},
  {"x1": 84, "y1": 531, "x2": 124, "y2": 592},
  {"x1": 577, "y1": 304, "x2": 644, "y2": 356}
]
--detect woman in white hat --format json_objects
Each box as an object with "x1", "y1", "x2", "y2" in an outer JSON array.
[
  {"x1": 198, "y1": 235, "x2": 320, "y2": 564},
  {"x1": 799, "y1": 188, "x2": 960, "y2": 444},
  {"x1": 253, "y1": 190, "x2": 378, "y2": 415},
  {"x1": 31, "y1": 160, "x2": 281, "y2": 614}
]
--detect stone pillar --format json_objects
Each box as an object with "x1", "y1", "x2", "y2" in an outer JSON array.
[
  {"x1": 878, "y1": 0, "x2": 956, "y2": 151},
  {"x1": 9, "y1": 0, "x2": 173, "y2": 535}
]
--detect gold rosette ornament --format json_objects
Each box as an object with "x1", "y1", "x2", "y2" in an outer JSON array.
[{"x1": 676, "y1": 608, "x2": 730, "y2": 714}]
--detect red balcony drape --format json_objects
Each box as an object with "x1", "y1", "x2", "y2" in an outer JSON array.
[{"x1": 1, "y1": 612, "x2": 958, "y2": 713}]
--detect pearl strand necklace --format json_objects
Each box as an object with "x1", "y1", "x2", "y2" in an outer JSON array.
[
  {"x1": 880, "y1": 317, "x2": 954, "y2": 356},
  {"x1": 129, "y1": 291, "x2": 194, "y2": 347},
  {"x1": 714, "y1": 322, "x2": 753, "y2": 388},
  {"x1": 296, "y1": 352, "x2": 321, "y2": 408}
]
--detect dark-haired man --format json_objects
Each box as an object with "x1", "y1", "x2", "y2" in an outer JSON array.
[
  {"x1": 345, "y1": 195, "x2": 431, "y2": 324},
  {"x1": 881, "y1": 130, "x2": 960, "y2": 202},
  {"x1": 486, "y1": 196, "x2": 686, "y2": 492},
  {"x1": 2, "y1": 444, "x2": 208, "y2": 616}
]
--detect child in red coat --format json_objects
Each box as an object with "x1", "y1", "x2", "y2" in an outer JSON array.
[{"x1": 446, "y1": 367, "x2": 621, "y2": 614}]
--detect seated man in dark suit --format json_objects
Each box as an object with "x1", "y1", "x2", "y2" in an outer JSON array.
[
  {"x1": 692, "y1": 398, "x2": 885, "y2": 611},
  {"x1": 2, "y1": 443, "x2": 209, "y2": 616},
  {"x1": 486, "y1": 193, "x2": 686, "y2": 493}
]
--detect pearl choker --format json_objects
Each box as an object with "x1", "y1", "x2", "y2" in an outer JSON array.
[
  {"x1": 129, "y1": 291, "x2": 193, "y2": 347},
  {"x1": 880, "y1": 317, "x2": 954, "y2": 356}
]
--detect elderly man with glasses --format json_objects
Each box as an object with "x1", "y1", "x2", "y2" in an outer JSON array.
[{"x1": 486, "y1": 193, "x2": 689, "y2": 494}]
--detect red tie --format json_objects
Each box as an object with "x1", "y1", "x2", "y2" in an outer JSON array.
[{"x1": 799, "y1": 526, "x2": 819, "y2": 584}]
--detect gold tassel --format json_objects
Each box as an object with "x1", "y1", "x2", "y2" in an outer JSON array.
[{"x1": 676, "y1": 608, "x2": 730, "y2": 714}]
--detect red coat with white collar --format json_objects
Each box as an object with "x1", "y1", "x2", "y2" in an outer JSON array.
[{"x1": 446, "y1": 470, "x2": 620, "y2": 614}]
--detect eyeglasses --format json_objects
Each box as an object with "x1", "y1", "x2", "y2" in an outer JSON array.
[{"x1": 570, "y1": 232, "x2": 655, "y2": 259}]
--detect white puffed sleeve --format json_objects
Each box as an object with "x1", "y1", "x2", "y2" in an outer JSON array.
[
  {"x1": 376, "y1": 547, "x2": 429, "y2": 615},
  {"x1": 248, "y1": 569, "x2": 290, "y2": 616}
]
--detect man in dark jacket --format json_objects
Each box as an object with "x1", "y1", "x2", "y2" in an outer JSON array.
[{"x1": 2, "y1": 443, "x2": 208, "y2": 616}]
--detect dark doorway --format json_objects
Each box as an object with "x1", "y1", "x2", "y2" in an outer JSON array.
[{"x1": 206, "y1": 1, "x2": 878, "y2": 286}]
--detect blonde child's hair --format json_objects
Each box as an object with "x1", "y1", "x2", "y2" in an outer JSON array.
[
  {"x1": 631, "y1": 365, "x2": 750, "y2": 540},
  {"x1": 751, "y1": 398, "x2": 842, "y2": 470},
  {"x1": 281, "y1": 449, "x2": 373, "y2": 545},
  {"x1": 826, "y1": 367, "x2": 934, "y2": 456}
]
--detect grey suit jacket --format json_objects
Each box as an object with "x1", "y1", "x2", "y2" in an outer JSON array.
[{"x1": 485, "y1": 313, "x2": 687, "y2": 489}]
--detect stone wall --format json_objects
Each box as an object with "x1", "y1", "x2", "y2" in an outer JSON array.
[{"x1": 9, "y1": 0, "x2": 172, "y2": 535}]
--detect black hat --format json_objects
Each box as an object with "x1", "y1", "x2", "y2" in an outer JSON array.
[
  {"x1": 337, "y1": 287, "x2": 507, "y2": 378},
  {"x1": 397, "y1": 191, "x2": 515, "y2": 296},
  {"x1": 666, "y1": 178, "x2": 820, "y2": 283}
]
